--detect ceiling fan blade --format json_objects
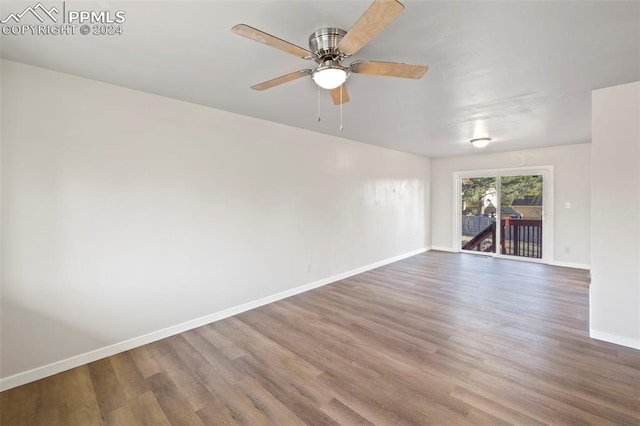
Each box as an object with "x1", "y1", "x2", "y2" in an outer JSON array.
[
  {"x1": 337, "y1": 0, "x2": 405, "y2": 55},
  {"x1": 330, "y1": 84, "x2": 350, "y2": 105},
  {"x1": 232, "y1": 24, "x2": 313, "y2": 59},
  {"x1": 350, "y1": 60, "x2": 428, "y2": 79},
  {"x1": 251, "y1": 69, "x2": 312, "y2": 91}
]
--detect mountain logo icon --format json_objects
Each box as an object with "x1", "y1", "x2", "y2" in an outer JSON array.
[{"x1": 1, "y1": 2, "x2": 59, "y2": 24}]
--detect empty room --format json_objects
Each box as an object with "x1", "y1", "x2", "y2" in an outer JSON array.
[{"x1": 1, "y1": 0, "x2": 639, "y2": 424}]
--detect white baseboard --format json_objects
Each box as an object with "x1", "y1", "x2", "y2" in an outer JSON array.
[
  {"x1": 427, "y1": 248, "x2": 590, "y2": 271},
  {"x1": 429, "y1": 246, "x2": 456, "y2": 252},
  {"x1": 590, "y1": 330, "x2": 640, "y2": 350},
  {"x1": 549, "y1": 260, "x2": 590, "y2": 270},
  {"x1": 0, "y1": 247, "x2": 428, "y2": 392}
]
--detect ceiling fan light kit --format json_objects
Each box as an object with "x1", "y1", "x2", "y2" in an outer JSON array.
[
  {"x1": 470, "y1": 137, "x2": 492, "y2": 148},
  {"x1": 231, "y1": 0, "x2": 428, "y2": 105},
  {"x1": 312, "y1": 60, "x2": 349, "y2": 90}
]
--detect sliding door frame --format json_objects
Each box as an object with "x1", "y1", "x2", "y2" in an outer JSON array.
[{"x1": 453, "y1": 166, "x2": 554, "y2": 264}]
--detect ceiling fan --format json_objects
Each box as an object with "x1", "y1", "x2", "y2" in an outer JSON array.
[{"x1": 231, "y1": 0, "x2": 428, "y2": 105}]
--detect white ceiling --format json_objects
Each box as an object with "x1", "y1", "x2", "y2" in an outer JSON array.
[{"x1": 2, "y1": 1, "x2": 639, "y2": 157}]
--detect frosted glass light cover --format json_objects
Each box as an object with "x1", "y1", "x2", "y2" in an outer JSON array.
[{"x1": 312, "y1": 68, "x2": 348, "y2": 90}]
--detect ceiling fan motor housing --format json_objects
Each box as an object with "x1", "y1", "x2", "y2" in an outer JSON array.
[{"x1": 309, "y1": 28, "x2": 347, "y2": 61}]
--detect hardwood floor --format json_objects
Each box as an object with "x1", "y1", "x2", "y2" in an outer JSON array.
[{"x1": 2, "y1": 251, "x2": 639, "y2": 425}]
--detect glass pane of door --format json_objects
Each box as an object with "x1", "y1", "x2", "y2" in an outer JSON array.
[
  {"x1": 500, "y1": 175, "x2": 543, "y2": 258},
  {"x1": 461, "y1": 177, "x2": 497, "y2": 253}
]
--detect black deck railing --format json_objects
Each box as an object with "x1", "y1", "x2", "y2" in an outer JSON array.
[
  {"x1": 501, "y1": 219, "x2": 542, "y2": 258},
  {"x1": 462, "y1": 222, "x2": 496, "y2": 253},
  {"x1": 462, "y1": 218, "x2": 542, "y2": 258}
]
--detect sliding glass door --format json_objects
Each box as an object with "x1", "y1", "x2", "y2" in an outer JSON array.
[
  {"x1": 457, "y1": 168, "x2": 550, "y2": 262},
  {"x1": 500, "y1": 175, "x2": 543, "y2": 258},
  {"x1": 461, "y1": 177, "x2": 497, "y2": 254}
]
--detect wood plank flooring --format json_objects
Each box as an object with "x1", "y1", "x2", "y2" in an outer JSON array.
[{"x1": 2, "y1": 251, "x2": 639, "y2": 425}]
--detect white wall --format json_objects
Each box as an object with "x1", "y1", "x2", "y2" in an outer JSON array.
[
  {"x1": 431, "y1": 144, "x2": 591, "y2": 267},
  {"x1": 591, "y1": 81, "x2": 640, "y2": 349},
  {"x1": 0, "y1": 60, "x2": 431, "y2": 386}
]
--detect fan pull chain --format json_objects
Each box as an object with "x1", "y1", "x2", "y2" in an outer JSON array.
[
  {"x1": 339, "y1": 86, "x2": 344, "y2": 131},
  {"x1": 317, "y1": 86, "x2": 321, "y2": 123}
]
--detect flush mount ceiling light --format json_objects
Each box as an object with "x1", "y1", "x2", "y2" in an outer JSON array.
[
  {"x1": 311, "y1": 59, "x2": 349, "y2": 90},
  {"x1": 470, "y1": 137, "x2": 492, "y2": 148}
]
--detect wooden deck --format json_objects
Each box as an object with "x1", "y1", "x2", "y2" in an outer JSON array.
[{"x1": 2, "y1": 251, "x2": 639, "y2": 425}]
